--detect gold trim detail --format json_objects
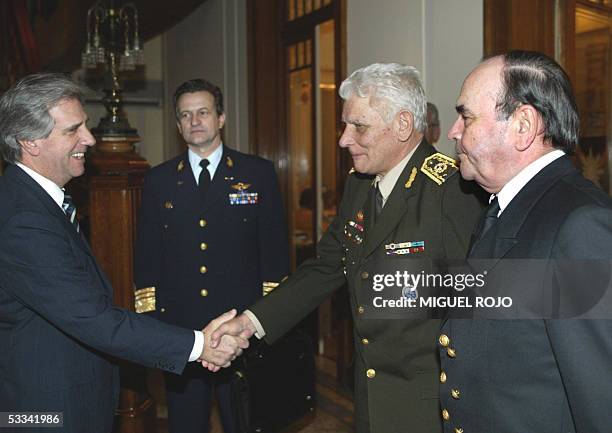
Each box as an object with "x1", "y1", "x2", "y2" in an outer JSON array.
[
  {"x1": 164, "y1": 201, "x2": 173, "y2": 209},
  {"x1": 420, "y1": 153, "x2": 458, "y2": 185},
  {"x1": 263, "y1": 281, "x2": 281, "y2": 296},
  {"x1": 231, "y1": 182, "x2": 251, "y2": 191},
  {"x1": 135, "y1": 286, "x2": 156, "y2": 313},
  {"x1": 348, "y1": 167, "x2": 356, "y2": 174},
  {"x1": 405, "y1": 167, "x2": 418, "y2": 188},
  {"x1": 226, "y1": 156, "x2": 234, "y2": 168},
  {"x1": 177, "y1": 160, "x2": 185, "y2": 172}
]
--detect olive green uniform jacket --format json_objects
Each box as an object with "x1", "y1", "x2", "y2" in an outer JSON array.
[{"x1": 250, "y1": 141, "x2": 483, "y2": 433}]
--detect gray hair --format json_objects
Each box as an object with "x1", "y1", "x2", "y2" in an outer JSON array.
[
  {"x1": 339, "y1": 63, "x2": 427, "y2": 132},
  {"x1": 0, "y1": 73, "x2": 86, "y2": 164},
  {"x1": 427, "y1": 102, "x2": 440, "y2": 126}
]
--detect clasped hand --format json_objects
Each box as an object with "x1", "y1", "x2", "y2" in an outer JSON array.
[
  {"x1": 198, "y1": 309, "x2": 249, "y2": 372},
  {"x1": 198, "y1": 309, "x2": 256, "y2": 372}
]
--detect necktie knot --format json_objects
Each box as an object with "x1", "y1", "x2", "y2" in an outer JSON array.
[
  {"x1": 200, "y1": 159, "x2": 210, "y2": 170},
  {"x1": 485, "y1": 196, "x2": 500, "y2": 219},
  {"x1": 62, "y1": 193, "x2": 80, "y2": 232}
]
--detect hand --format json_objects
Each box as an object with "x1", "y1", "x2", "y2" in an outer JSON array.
[
  {"x1": 210, "y1": 312, "x2": 256, "y2": 348},
  {"x1": 198, "y1": 309, "x2": 250, "y2": 372},
  {"x1": 201, "y1": 313, "x2": 257, "y2": 371}
]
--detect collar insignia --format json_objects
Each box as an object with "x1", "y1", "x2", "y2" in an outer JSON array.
[{"x1": 405, "y1": 167, "x2": 418, "y2": 188}]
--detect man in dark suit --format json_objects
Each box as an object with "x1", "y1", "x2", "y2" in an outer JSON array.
[
  {"x1": 133, "y1": 78, "x2": 289, "y2": 433},
  {"x1": 439, "y1": 51, "x2": 612, "y2": 433},
  {"x1": 0, "y1": 73, "x2": 246, "y2": 433},
  {"x1": 209, "y1": 63, "x2": 484, "y2": 433}
]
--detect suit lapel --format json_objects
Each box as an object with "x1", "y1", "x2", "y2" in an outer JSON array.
[
  {"x1": 6, "y1": 165, "x2": 94, "y2": 257},
  {"x1": 174, "y1": 153, "x2": 202, "y2": 213},
  {"x1": 363, "y1": 142, "x2": 434, "y2": 258},
  {"x1": 470, "y1": 156, "x2": 576, "y2": 266}
]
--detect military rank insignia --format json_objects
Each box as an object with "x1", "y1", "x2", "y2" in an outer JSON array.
[
  {"x1": 385, "y1": 241, "x2": 425, "y2": 255},
  {"x1": 420, "y1": 153, "x2": 458, "y2": 185},
  {"x1": 229, "y1": 182, "x2": 258, "y2": 205}
]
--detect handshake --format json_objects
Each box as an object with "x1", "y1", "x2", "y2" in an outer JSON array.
[{"x1": 197, "y1": 309, "x2": 257, "y2": 372}]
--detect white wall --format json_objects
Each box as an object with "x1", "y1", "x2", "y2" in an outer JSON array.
[
  {"x1": 347, "y1": 0, "x2": 483, "y2": 156},
  {"x1": 424, "y1": 0, "x2": 483, "y2": 156},
  {"x1": 163, "y1": 0, "x2": 249, "y2": 159}
]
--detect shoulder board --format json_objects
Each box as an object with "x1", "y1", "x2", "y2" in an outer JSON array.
[{"x1": 420, "y1": 153, "x2": 458, "y2": 185}]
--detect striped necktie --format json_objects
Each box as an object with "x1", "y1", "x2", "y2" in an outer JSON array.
[{"x1": 62, "y1": 193, "x2": 80, "y2": 233}]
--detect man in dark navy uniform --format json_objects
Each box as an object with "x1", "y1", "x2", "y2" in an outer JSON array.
[{"x1": 134, "y1": 79, "x2": 289, "y2": 433}]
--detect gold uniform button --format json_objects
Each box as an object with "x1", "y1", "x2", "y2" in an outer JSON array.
[
  {"x1": 441, "y1": 409, "x2": 450, "y2": 421},
  {"x1": 447, "y1": 348, "x2": 457, "y2": 358},
  {"x1": 358, "y1": 306, "x2": 365, "y2": 314},
  {"x1": 199, "y1": 219, "x2": 207, "y2": 227},
  {"x1": 455, "y1": 428, "x2": 464, "y2": 433},
  {"x1": 200, "y1": 266, "x2": 208, "y2": 274},
  {"x1": 361, "y1": 271, "x2": 369, "y2": 280},
  {"x1": 451, "y1": 388, "x2": 461, "y2": 399},
  {"x1": 361, "y1": 338, "x2": 369, "y2": 345},
  {"x1": 366, "y1": 369, "x2": 376, "y2": 378},
  {"x1": 440, "y1": 371, "x2": 447, "y2": 383},
  {"x1": 200, "y1": 289, "x2": 208, "y2": 297},
  {"x1": 439, "y1": 334, "x2": 450, "y2": 347},
  {"x1": 200, "y1": 242, "x2": 208, "y2": 250}
]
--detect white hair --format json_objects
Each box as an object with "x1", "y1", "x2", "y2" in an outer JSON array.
[{"x1": 339, "y1": 63, "x2": 427, "y2": 132}]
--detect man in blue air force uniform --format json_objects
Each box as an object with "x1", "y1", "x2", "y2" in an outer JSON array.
[{"x1": 134, "y1": 79, "x2": 289, "y2": 433}]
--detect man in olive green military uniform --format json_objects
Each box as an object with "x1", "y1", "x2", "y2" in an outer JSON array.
[{"x1": 209, "y1": 63, "x2": 483, "y2": 433}]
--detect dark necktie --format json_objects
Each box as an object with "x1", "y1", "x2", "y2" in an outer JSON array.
[
  {"x1": 199, "y1": 159, "x2": 211, "y2": 199},
  {"x1": 375, "y1": 183, "x2": 384, "y2": 218},
  {"x1": 62, "y1": 193, "x2": 80, "y2": 233},
  {"x1": 469, "y1": 196, "x2": 500, "y2": 256}
]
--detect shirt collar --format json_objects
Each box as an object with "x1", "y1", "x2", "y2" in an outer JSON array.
[
  {"x1": 188, "y1": 143, "x2": 224, "y2": 182},
  {"x1": 376, "y1": 142, "x2": 420, "y2": 205},
  {"x1": 16, "y1": 162, "x2": 65, "y2": 209},
  {"x1": 495, "y1": 149, "x2": 565, "y2": 215}
]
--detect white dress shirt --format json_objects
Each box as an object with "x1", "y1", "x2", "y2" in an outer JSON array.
[{"x1": 494, "y1": 149, "x2": 565, "y2": 215}]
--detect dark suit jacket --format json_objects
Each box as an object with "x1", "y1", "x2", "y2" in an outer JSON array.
[
  {"x1": 133, "y1": 145, "x2": 289, "y2": 329},
  {"x1": 250, "y1": 141, "x2": 484, "y2": 433},
  {"x1": 0, "y1": 165, "x2": 194, "y2": 433},
  {"x1": 439, "y1": 156, "x2": 612, "y2": 433}
]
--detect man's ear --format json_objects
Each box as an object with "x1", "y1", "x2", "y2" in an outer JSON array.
[
  {"x1": 396, "y1": 110, "x2": 414, "y2": 141},
  {"x1": 218, "y1": 113, "x2": 226, "y2": 130},
  {"x1": 20, "y1": 139, "x2": 41, "y2": 157},
  {"x1": 513, "y1": 105, "x2": 540, "y2": 151}
]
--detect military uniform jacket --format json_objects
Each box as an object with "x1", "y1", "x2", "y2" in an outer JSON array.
[
  {"x1": 250, "y1": 142, "x2": 484, "y2": 433},
  {"x1": 439, "y1": 156, "x2": 612, "y2": 433},
  {"x1": 134, "y1": 146, "x2": 289, "y2": 330}
]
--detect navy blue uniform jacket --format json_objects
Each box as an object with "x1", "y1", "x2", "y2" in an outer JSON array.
[
  {"x1": 440, "y1": 156, "x2": 612, "y2": 433},
  {"x1": 133, "y1": 146, "x2": 289, "y2": 329},
  {"x1": 0, "y1": 165, "x2": 194, "y2": 433}
]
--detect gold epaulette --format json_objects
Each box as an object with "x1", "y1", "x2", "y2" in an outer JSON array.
[
  {"x1": 420, "y1": 153, "x2": 458, "y2": 185},
  {"x1": 134, "y1": 286, "x2": 156, "y2": 313},
  {"x1": 262, "y1": 276, "x2": 288, "y2": 296}
]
